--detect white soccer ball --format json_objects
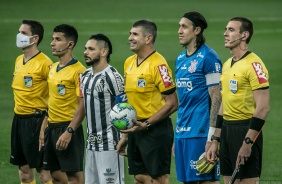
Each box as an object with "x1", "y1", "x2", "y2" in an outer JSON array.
[{"x1": 109, "y1": 103, "x2": 137, "y2": 130}]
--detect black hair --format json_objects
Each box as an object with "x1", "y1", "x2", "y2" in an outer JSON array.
[
  {"x1": 230, "y1": 17, "x2": 253, "y2": 44},
  {"x1": 89, "y1": 33, "x2": 113, "y2": 62},
  {"x1": 22, "y1": 20, "x2": 44, "y2": 45},
  {"x1": 182, "y1": 11, "x2": 207, "y2": 47},
  {"x1": 53, "y1": 24, "x2": 78, "y2": 47},
  {"x1": 132, "y1": 19, "x2": 157, "y2": 44}
]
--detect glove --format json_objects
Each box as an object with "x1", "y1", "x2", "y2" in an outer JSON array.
[{"x1": 196, "y1": 152, "x2": 218, "y2": 174}]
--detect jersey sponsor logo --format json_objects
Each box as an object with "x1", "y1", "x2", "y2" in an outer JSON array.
[
  {"x1": 229, "y1": 79, "x2": 238, "y2": 94},
  {"x1": 158, "y1": 64, "x2": 172, "y2": 88},
  {"x1": 176, "y1": 79, "x2": 193, "y2": 91},
  {"x1": 175, "y1": 126, "x2": 191, "y2": 133},
  {"x1": 112, "y1": 71, "x2": 124, "y2": 93},
  {"x1": 188, "y1": 60, "x2": 198, "y2": 73},
  {"x1": 87, "y1": 133, "x2": 102, "y2": 145},
  {"x1": 57, "y1": 84, "x2": 66, "y2": 95},
  {"x1": 137, "y1": 78, "x2": 146, "y2": 88},
  {"x1": 197, "y1": 52, "x2": 204, "y2": 58},
  {"x1": 252, "y1": 62, "x2": 268, "y2": 84},
  {"x1": 24, "y1": 76, "x2": 32, "y2": 87}
]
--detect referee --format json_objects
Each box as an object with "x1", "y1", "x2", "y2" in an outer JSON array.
[
  {"x1": 10, "y1": 20, "x2": 53, "y2": 184},
  {"x1": 206, "y1": 17, "x2": 270, "y2": 184}
]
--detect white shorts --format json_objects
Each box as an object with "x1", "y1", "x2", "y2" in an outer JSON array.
[{"x1": 85, "y1": 149, "x2": 125, "y2": 184}]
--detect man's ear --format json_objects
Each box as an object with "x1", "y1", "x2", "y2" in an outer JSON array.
[{"x1": 146, "y1": 34, "x2": 153, "y2": 45}]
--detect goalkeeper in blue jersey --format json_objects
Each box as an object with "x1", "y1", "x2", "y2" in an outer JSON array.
[{"x1": 174, "y1": 11, "x2": 222, "y2": 183}]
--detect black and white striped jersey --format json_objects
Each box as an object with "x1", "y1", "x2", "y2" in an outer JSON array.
[{"x1": 81, "y1": 65, "x2": 127, "y2": 151}]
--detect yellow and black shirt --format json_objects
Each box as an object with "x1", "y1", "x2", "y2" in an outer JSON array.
[
  {"x1": 12, "y1": 52, "x2": 52, "y2": 115},
  {"x1": 221, "y1": 52, "x2": 269, "y2": 121},
  {"x1": 48, "y1": 59, "x2": 86, "y2": 123},
  {"x1": 124, "y1": 51, "x2": 176, "y2": 120}
]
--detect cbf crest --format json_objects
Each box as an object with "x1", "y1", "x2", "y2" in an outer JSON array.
[
  {"x1": 24, "y1": 76, "x2": 32, "y2": 88},
  {"x1": 188, "y1": 60, "x2": 198, "y2": 73},
  {"x1": 137, "y1": 78, "x2": 146, "y2": 88},
  {"x1": 229, "y1": 79, "x2": 238, "y2": 94},
  {"x1": 57, "y1": 84, "x2": 66, "y2": 95}
]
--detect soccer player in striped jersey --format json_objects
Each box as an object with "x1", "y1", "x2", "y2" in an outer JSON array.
[
  {"x1": 174, "y1": 12, "x2": 222, "y2": 184},
  {"x1": 81, "y1": 34, "x2": 126, "y2": 184},
  {"x1": 40, "y1": 24, "x2": 86, "y2": 184},
  {"x1": 10, "y1": 20, "x2": 53, "y2": 184}
]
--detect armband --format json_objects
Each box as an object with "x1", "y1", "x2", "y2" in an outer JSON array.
[
  {"x1": 215, "y1": 115, "x2": 223, "y2": 128},
  {"x1": 249, "y1": 117, "x2": 265, "y2": 132}
]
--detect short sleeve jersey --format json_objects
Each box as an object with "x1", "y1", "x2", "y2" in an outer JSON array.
[
  {"x1": 175, "y1": 44, "x2": 222, "y2": 138},
  {"x1": 81, "y1": 65, "x2": 127, "y2": 151},
  {"x1": 48, "y1": 60, "x2": 86, "y2": 123},
  {"x1": 124, "y1": 51, "x2": 176, "y2": 120},
  {"x1": 221, "y1": 52, "x2": 269, "y2": 120},
  {"x1": 12, "y1": 52, "x2": 53, "y2": 115}
]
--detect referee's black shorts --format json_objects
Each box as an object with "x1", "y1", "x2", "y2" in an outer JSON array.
[
  {"x1": 43, "y1": 122, "x2": 84, "y2": 172},
  {"x1": 219, "y1": 119, "x2": 263, "y2": 178},
  {"x1": 10, "y1": 111, "x2": 46, "y2": 168},
  {"x1": 127, "y1": 117, "x2": 174, "y2": 179}
]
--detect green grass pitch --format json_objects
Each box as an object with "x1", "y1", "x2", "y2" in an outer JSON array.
[{"x1": 0, "y1": 0, "x2": 281, "y2": 183}]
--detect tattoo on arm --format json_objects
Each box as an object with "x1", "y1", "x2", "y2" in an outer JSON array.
[{"x1": 208, "y1": 85, "x2": 222, "y2": 127}]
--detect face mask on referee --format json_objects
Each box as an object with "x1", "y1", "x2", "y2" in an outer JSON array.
[{"x1": 16, "y1": 33, "x2": 35, "y2": 48}]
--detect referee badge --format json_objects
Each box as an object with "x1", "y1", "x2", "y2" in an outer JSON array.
[
  {"x1": 57, "y1": 84, "x2": 66, "y2": 95},
  {"x1": 229, "y1": 79, "x2": 238, "y2": 94},
  {"x1": 137, "y1": 78, "x2": 146, "y2": 88},
  {"x1": 24, "y1": 76, "x2": 32, "y2": 87}
]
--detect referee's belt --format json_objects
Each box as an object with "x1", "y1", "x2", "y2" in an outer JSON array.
[{"x1": 15, "y1": 109, "x2": 47, "y2": 118}]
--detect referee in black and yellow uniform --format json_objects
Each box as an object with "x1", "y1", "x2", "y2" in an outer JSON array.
[
  {"x1": 206, "y1": 17, "x2": 270, "y2": 184},
  {"x1": 10, "y1": 20, "x2": 53, "y2": 184}
]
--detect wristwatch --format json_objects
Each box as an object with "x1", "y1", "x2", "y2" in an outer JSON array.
[
  {"x1": 244, "y1": 137, "x2": 254, "y2": 144},
  {"x1": 144, "y1": 120, "x2": 151, "y2": 130},
  {"x1": 211, "y1": 135, "x2": 220, "y2": 142},
  {"x1": 67, "y1": 127, "x2": 75, "y2": 134}
]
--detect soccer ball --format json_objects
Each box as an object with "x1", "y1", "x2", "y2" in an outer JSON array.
[{"x1": 109, "y1": 103, "x2": 137, "y2": 130}]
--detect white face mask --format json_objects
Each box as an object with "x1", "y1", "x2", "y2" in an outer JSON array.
[{"x1": 16, "y1": 33, "x2": 35, "y2": 48}]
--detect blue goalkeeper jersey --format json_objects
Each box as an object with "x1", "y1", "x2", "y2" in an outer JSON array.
[{"x1": 175, "y1": 44, "x2": 222, "y2": 138}]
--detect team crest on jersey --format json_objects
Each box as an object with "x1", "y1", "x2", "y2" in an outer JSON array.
[
  {"x1": 24, "y1": 76, "x2": 32, "y2": 87},
  {"x1": 137, "y1": 78, "x2": 146, "y2": 88},
  {"x1": 158, "y1": 64, "x2": 172, "y2": 88},
  {"x1": 57, "y1": 84, "x2": 66, "y2": 95},
  {"x1": 229, "y1": 79, "x2": 238, "y2": 94},
  {"x1": 252, "y1": 62, "x2": 268, "y2": 84},
  {"x1": 95, "y1": 78, "x2": 105, "y2": 92},
  {"x1": 188, "y1": 60, "x2": 198, "y2": 73}
]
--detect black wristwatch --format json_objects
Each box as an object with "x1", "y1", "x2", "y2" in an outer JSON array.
[
  {"x1": 211, "y1": 135, "x2": 220, "y2": 142},
  {"x1": 67, "y1": 127, "x2": 75, "y2": 135},
  {"x1": 144, "y1": 120, "x2": 151, "y2": 130},
  {"x1": 244, "y1": 137, "x2": 254, "y2": 144}
]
